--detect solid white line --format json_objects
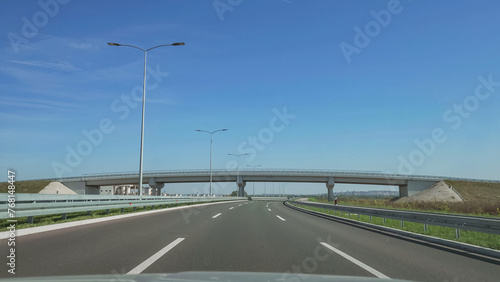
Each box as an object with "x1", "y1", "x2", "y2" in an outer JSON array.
[
  {"x1": 276, "y1": 215, "x2": 286, "y2": 221},
  {"x1": 229, "y1": 207, "x2": 234, "y2": 210},
  {"x1": 128, "y1": 238, "x2": 184, "y2": 274},
  {"x1": 268, "y1": 208, "x2": 271, "y2": 211},
  {"x1": 320, "y1": 242, "x2": 390, "y2": 279},
  {"x1": 212, "y1": 213, "x2": 222, "y2": 218}
]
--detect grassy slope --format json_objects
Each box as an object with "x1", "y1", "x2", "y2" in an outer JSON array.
[
  {"x1": 445, "y1": 180, "x2": 500, "y2": 202},
  {"x1": 0, "y1": 180, "x2": 52, "y2": 193},
  {"x1": 308, "y1": 179, "x2": 500, "y2": 216}
]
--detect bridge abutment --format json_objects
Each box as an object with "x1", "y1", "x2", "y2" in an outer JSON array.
[{"x1": 61, "y1": 181, "x2": 100, "y2": 195}]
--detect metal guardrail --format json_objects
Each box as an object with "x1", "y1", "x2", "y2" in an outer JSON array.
[
  {"x1": 0, "y1": 194, "x2": 246, "y2": 223},
  {"x1": 289, "y1": 201, "x2": 500, "y2": 236}
]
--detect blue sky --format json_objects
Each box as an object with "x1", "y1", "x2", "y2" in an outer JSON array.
[{"x1": 1, "y1": 0, "x2": 500, "y2": 195}]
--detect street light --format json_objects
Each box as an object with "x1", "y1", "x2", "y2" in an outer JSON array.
[
  {"x1": 247, "y1": 164, "x2": 262, "y2": 196},
  {"x1": 195, "y1": 129, "x2": 228, "y2": 196},
  {"x1": 107, "y1": 42, "x2": 185, "y2": 197}
]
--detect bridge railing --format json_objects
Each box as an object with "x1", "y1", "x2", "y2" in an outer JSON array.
[
  {"x1": 288, "y1": 201, "x2": 500, "y2": 237},
  {"x1": 56, "y1": 169, "x2": 500, "y2": 184},
  {"x1": 0, "y1": 194, "x2": 246, "y2": 223}
]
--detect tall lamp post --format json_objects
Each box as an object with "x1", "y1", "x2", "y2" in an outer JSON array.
[
  {"x1": 247, "y1": 164, "x2": 261, "y2": 196},
  {"x1": 107, "y1": 42, "x2": 185, "y2": 197},
  {"x1": 228, "y1": 153, "x2": 248, "y2": 196},
  {"x1": 195, "y1": 129, "x2": 228, "y2": 196}
]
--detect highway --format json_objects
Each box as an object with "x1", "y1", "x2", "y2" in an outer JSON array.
[{"x1": 1, "y1": 200, "x2": 499, "y2": 281}]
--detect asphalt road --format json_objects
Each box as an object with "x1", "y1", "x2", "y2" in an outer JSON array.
[{"x1": 1, "y1": 200, "x2": 499, "y2": 281}]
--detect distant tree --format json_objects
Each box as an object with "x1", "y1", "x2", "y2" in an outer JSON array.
[{"x1": 229, "y1": 190, "x2": 248, "y2": 197}]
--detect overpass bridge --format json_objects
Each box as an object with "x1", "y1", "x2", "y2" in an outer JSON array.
[{"x1": 56, "y1": 169, "x2": 500, "y2": 202}]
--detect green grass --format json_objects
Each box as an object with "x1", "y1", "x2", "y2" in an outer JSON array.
[
  {"x1": 308, "y1": 197, "x2": 318, "y2": 202},
  {"x1": 293, "y1": 204, "x2": 500, "y2": 250},
  {"x1": 314, "y1": 196, "x2": 500, "y2": 217},
  {"x1": 0, "y1": 202, "x2": 198, "y2": 232},
  {"x1": 0, "y1": 180, "x2": 52, "y2": 194}
]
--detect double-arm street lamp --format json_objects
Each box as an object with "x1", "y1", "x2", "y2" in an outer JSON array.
[
  {"x1": 247, "y1": 164, "x2": 262, "y2": 196},
  {"x1": 107, "y1": 42, "x2": 185, "y2": 197},
  {"x1": 195, "y1": 129, "x2": 228, "y2": 196},
  {"x1": 228, "y1": 153, "x2": 249, "y2": 175}
]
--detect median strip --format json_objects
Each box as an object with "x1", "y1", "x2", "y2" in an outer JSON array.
[
  {"x1": 128, "y1": 237, "x2": 185, "y2": 274},
  {"x1": 320, "y1": 242, "x2": 390, "y2": 279}
]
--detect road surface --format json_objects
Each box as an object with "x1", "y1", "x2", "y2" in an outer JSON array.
[{"x1": 1, "y1": 200, "x2": 499, "y2": 281}]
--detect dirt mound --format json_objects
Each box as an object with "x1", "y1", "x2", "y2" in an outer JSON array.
[
  {"x1": 396, "y1": 181, "x2": 463, "y2": 203},
  {"x1": 39, "y1": 182, "x2": 77, "y2": 194}
]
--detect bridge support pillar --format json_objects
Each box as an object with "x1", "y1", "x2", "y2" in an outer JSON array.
[
  {"x1": 237, "y1": 175, "x2": 246, "y2": 197},
  {"x1": 326, "y1": 177, "x2": 335, "y2": 202},
  {"x1": 149, "y1": 178, "x2": 164, "y2": 196},
  {"x1": 399, "y1": 185, "x2": 408, "y2": 197}
]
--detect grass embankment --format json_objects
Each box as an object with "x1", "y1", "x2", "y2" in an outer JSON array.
[
  {"x1": 0, "y1": 202, "x2": 200, "y2": 232},
  {"x1": 0, "y1": 180, "x2": 51, "y2": 194},
  {"x1": 314, "y1": 196, "x2": 500, "y2": 216},
  {"x1": 294, "y1": 203, "x2": 500, "y2": 250},
  {"x1": 301, "y1": 181, "x2": 500, "y2": 250},
  {"x1": 310, "y1": 179, "x2": 500, "y2": 216}
]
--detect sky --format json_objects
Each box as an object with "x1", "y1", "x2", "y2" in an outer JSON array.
[{"x1": 1, "y1": 0, "x2": 500, "y2": 195}]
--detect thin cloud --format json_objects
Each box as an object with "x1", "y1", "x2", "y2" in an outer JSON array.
[
  {"x1": 148, "y1": 98, "x2": 178, "y2": 105},
  {"x1": 0, "y1": 97, "x2": 82, "y2": 111},
  {"x1": 9, "y1": 59, "x2": 79, "y2": 72},
  {"x1": 0, "y1": 113, "x2": 72, "y2": 122},
  {"x1": 68, "y1": 42, "x2": 95, "y2": 50}
]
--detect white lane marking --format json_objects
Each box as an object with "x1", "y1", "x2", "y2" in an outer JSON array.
[
  {"x1": 229, "y1": 207, "x2": 234, "y2": 210},
  {"x1": 320, "y1": 242, "x2": 390, "y2": 279},
  {"x1": 238, "y1": 204, "x2": 242, "y2": 206},
  {"x1": 276, "y1": 215, "x2": 286, "y2": 221},
  {"x1": 128, "y1": 238, "x2": 184, "y2": 274},
  {"x1": 268, "y1": 208, "x2": 271, "y2": 212},
  {"x1": 212, "y1": 213, "x2": 222, "y2": 218}
]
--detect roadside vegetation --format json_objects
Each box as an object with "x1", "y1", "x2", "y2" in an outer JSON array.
[
  {"x1": 293, "y1": 203, "x2": 500, "y2": 250},
  {"x1": 0, "y1": 180, "x2": 52, "y2": 194},
  {"x1": 311, "y1": 196, "x2": 500, "y2": 216}
]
